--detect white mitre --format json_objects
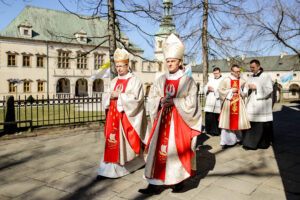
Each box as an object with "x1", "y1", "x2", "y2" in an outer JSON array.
[
  {"x1": 114, "y1": 48, "x2": 129, "y2": 64},
  {"x1": 163, "y1": 33, "x2": 185, "y2": 60}
]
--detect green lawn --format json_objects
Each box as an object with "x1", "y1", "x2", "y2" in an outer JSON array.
[{"x1": 0, "y1": 104, "x2": 105, "y2": 130}]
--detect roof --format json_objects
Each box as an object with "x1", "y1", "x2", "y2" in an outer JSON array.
[
  {"x1": 163, "y1": 0, "x2": 173, "y2": 3},
  {"x1": 0, "y1": 6, "x2": 141, "y2": 50},
  {"x1": 192, "y1": 55, "x2": 300, "y2": 73},
  {"x1": 156, "y1": 22, "x2": 177, "y2": 36}
]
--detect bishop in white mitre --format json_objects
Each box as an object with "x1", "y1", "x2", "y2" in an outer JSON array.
[
  {"x1": 139, "y1": 34, "x2": 202, "y2": 194},
  {"x1": 97, "y1": 48, "x2": 148, "y2": 179}
]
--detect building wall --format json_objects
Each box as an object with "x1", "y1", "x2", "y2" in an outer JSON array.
[
  {"x1": 0, "y1": 38, "x2": 144, "y2": 98},
  {"x1": 1, "y1": 37, "x2": 299, "y2": 100}
]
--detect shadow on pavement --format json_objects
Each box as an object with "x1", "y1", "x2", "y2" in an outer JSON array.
[{"x1": 273, "y1": 103, "x2": 300, "y2": 200}]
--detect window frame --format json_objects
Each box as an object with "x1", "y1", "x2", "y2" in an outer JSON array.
[
  {"x1": 37, "y1": 81, "x2": 44, "y2": 92},
  {"x1": 22, "y1": 55, "x2": 31, "y2": 67},
  {"x1": 8, "y1": 82, "x2": 16, "y2": 93},
  {"x1": 94, "y1": 53, "x2": 105, "y2": 70},
  {"x1": 57, "y1": 50, "x2": 71, "y2": 69},
  {"x1": 36, "y1": 55, "x2": 45, "y2": 68},
  {"x1": 23, "y1": 81, "x2": 31, "y2": 93},
  {"x1": 77, "y1": 52, "x2": 88, "y2": 69}
]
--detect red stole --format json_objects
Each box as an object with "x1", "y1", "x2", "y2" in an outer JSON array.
[
  {"x1": 152, "y1": 79, "x2": 180, "y2": 180},
  {"x1": 146, "y1": 78, "x2": 201, "y2": 182},
  {"x1": 104, "y1": 78, "x2": 134, "y2": 163},
  {"x1": 229, "y1": 79, "x2": 240, "y2": 130}
]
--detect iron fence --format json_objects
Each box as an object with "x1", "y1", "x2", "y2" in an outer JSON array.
[
  {"x1": 0, "y1": 94, "x2": 106, "y2": 132},
  {"x1": 0, "y1": 93, "x2": 206, "y2": 132}
]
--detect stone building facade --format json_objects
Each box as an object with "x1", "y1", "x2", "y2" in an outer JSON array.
[{"x1": 1, "y1": 3, "x2": 299, "y2": 101}]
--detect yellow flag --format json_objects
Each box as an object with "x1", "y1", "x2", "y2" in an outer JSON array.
[{"x1": 90, "y1": 61, "x2": 110, "y2": 80}]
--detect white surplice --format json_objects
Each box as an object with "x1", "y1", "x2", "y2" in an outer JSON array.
[
  {"x1": 243, "y1": 71, "x2": 273, "y2": 122},
  {"x1": 204, "y1": 76, "x2": 223, "y2": 113}
]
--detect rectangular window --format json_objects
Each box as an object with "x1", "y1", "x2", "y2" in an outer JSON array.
[
  {"x1": 9, "y1": 82, "x2": 16, "y2": 93},
  {"x1": 158, "y1": 63, "x2": 162, "y2": 72},
  {"x1": 94, "y1": 54, "x2": 104, "y2": 69},
  {"x1": 37, "y1": 81, "x2": 44, "y2": 92},
  {"x1": 23, "y1": 55, "x2": 31, "y2": 67},
  {"x1": 77, "y1": 53, "x2": 87, "y2": 69},
  {"x1": 23, "y1": 81, "x2": 30, "y2": 93},
  {"x1": 8, "y1": 55, "x2": 16, "y2": 66},
  {"x1": 131, "y1": 60, "x2": 136, "y2": 71},
  {"x1": 58, "y1": 51, "x2": 70, "y2": 68},
  {"x1": 37, "y1": 56, "x2": 44, "y2": 67},
  {"x1": 24, "y1": 29, "x2": 28, "y2": 35}
]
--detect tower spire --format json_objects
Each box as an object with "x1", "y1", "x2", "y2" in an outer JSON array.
[{"x1": 156, "y1": 0, "x2": 176, "y2": 36}]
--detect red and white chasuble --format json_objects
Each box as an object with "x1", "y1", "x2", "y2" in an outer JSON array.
[
  {"x1": 104, "y1": 78, "x2": 140, "y2": 163},
  {"x1": 145, "y1": 72, "x2": 202, "y2": 185},
  {"x1": 218, "y1": 76, "x2": 250, "y2": 131}
]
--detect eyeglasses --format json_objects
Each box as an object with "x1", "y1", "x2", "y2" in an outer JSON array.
[
  {"x1": 116, "y1": 64, "x2": 128, "y2": 68},
  {"x1": 232, "y1": 71, "x2": 241, "y2": 73}
]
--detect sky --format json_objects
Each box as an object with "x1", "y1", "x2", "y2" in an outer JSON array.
[
  {"x1": 0, "y1": 0, "x2": 158, "y2": 59},
  {"x1": 0, "y1": 0, "x2": 298, "y2": 63}
]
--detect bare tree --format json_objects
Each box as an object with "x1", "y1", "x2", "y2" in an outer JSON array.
[
  {"x1": 58, "y1": 0, "x2": 161, "y2": 79},
  {"x1": 108, "y1": 0, "x2": 117, "y2": 78},
  {"x1": 156, "y1": 0, "x2": 252, "y2": 86},
  {"x1": 242, "y1": 0, "x2": 300, "y2": 60},
  {"x1": 202, "y1": 0, "x2": 209, "y2": 85}
]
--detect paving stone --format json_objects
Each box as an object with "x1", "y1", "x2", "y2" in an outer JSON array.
[
  {"x1": 77, "y1": 165, "x2": 99, "y2": 177},
  {"x1": 56, "y1": 160, "x2": 94, "y2": 173},
  {"x1": 26, "y1": 168, "x2": 71, "y2": 183},
  {"x1": 167, "y1": 184, "x2": 207, "y2": 200},
  {"x1": 213, "y1": 176, "x2": 258, "y2": 195},
  {"x1": 14, "y1": 186, "x2": 69, "y2": 200},
  {"x1": 118, "y1": 181, "x2": 157, "y2": 200},
  {"x1": 47, "y1": 173, "x2": 94, "y2": 193},
  {"x1": 60, "y1": 178, "x2": 117, "y2": 200},
  {"x1": 195, "y1": 185, "x2": 250, "y2": 200},
  {"x1": 1, "y1": 102, "x2": 297, "y2": 200},
  {"x1": 111, "y1": 179, "x2": 135, "y2": 193},
  {"x1": 262, "y1": 175, "x2": 284, "y2": 191},
  {"x1": 0, "y1": 165, "x2": 36, "y2": 185},
  {"x1": 199, "y1": 175, "x2": 222, "y2": 187},
  {"x1": 0, "y1": 195, "x2": 11, "y2": 200},
  {"x1": 122, "y1": 168, "x2": 145, "y2": 184},
  {"x1": 0, "y1": 177, "x2": 45, "y2": 198},
  {"x1": 23, "y1": 154, "x2": 69, "y2": 171},
  {"x1": 249, "y1": 185, "x2": 286, "y2": 200}
]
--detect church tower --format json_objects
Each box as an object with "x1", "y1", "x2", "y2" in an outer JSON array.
[{"x1": 154, "y1": 0, "x2": 177, "y2": 72}]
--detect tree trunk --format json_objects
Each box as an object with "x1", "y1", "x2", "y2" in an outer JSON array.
[
  {"x1": 202, "y1": 0, "x2": 209, "y2": 87},
  {"x1": 108, "y1": 0, "x2": 117, "y2": 79}
]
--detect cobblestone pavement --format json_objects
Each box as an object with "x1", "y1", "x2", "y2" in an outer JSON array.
[{"x1": 0, "y1": 102, "x2": 299, "y2": 200}]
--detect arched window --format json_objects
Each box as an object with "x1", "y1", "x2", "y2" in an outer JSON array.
[{"x1": 289, "y1": 84, "x2": 300, "y2": 96}]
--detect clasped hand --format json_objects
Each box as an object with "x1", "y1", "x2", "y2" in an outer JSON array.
[
  {"x1": 208, "y1": 86, "x2": 214, "y2": 92},
  {"x1": 248, "y1": 83, "x2": 256, "y2": 90},
  {"x1": 110, "y1": 91, "x2": 119, "y2": 100},
  {"x1": 160, "y1": 97, "x2": 174, "y2": 108}
]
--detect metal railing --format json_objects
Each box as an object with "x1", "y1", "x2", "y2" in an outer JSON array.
[
  {"x1": 0, "y1": 93, "x2": 206, "y2": 132},
  {"x1": 0, "y1": 94, "x2": 105, "y2": 132}
]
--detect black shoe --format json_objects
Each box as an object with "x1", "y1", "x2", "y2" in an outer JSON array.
[
  {"x1": 138, "y1": 184, "x2": 161, "y2": 195},
  {"x1": 172, "y1": 182, "x2": 185, "y2": 193},
  {"x1": 242, "y1": 146, "x2": 255, "y2": 151},
  {"x1": 221, "y1": 145, "x2": 227, "y2": 149},
  {"x1": 96, "y1": 175, "x2": 106, "y2": 181}
]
